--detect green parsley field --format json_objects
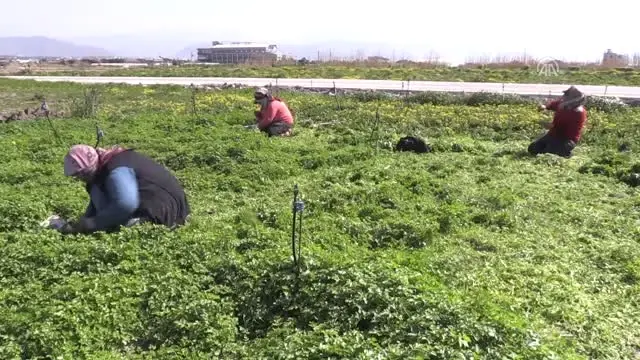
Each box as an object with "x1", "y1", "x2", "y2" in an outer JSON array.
[
  {"x1": 35, "y1": 63, "x2": 640, "y2": 86},
  {"x1": 0, "y1": 79, "x2": 639, "y2": 359}
]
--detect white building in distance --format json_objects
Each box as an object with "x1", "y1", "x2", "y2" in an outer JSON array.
[{"x1": 197, "y1": 41, "x2": 283, "y2": 64}]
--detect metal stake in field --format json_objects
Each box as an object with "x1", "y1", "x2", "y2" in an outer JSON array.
[
  {"x1": 405, "y1": 78, "x2": 411, "y2": 103},
  {"x1": 369, "y1": 100, "x2": 382, "y2": 152},
  {"x1": 41, "y1": 98, "x2": 62, "y2": 145},
  {"x1": 95, "y1": 124, "x2": 104, "y2": 148},
  {"x1": 291, "y1": 184, "x2": 305, "y2": 271},
  {"x1": 189, "y1": 84, "x2": 198, "y2": 118},
  {"x1": 333, "y1": 81, "x2": 342, "y2": 110}
]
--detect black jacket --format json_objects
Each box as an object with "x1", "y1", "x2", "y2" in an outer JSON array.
[{"x1": 86, "y1": 149, "x2": 190, "y2": 229}]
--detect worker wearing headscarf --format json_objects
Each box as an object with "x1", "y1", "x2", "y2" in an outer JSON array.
[
  {"x1": 528, "y1": 85, "x2": 588, "y2": 158},
  {"x1": 253, "y1": 87, "x2": 294, "y2": 137},
  {"x1": 59, "y1": 144, "x2": 190, "y2": 234}
]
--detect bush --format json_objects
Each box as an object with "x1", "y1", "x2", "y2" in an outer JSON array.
[{"x1": 585, "y1": 95, "x2": 629, "y2": 113}]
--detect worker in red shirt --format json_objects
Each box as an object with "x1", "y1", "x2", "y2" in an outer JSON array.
[
  {"x1": 528, "y1": 86, "x2": 587, "y2": 158},
  {"x1": 253, "y1": 88, "x2": 294, "y2": 137}
]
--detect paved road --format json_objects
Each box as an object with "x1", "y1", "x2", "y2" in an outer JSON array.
[{"x1": 4, "y1": 75, "x2": 640, "y2": 98}]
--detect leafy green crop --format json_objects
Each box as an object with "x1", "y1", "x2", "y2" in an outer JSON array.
[
  {"x1": 0, "y1": 79, "x2": 639, "y2": 359},
  {"x1": 32, "y1": 63, "x2": 640, "y2": 86}
]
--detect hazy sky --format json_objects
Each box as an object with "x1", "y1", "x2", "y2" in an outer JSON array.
[{"x1": 2, "y1": 0, "x2": 637, "y2": 63}]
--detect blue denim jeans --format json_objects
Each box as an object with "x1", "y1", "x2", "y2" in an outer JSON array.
[{"x1": 85, "y1": 185, "x2": 141, "y2": 227}]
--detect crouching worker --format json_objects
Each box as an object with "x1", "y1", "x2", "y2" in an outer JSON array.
[
  {"x1": 58, "y1": 144, "x2": 190, "y2": 234},
  {"x1": 528, "y1": 86, "x2": 587, "y2": 158},
  {"x1": 253, "y1": 88, "x2": 294, "y2": 137}
]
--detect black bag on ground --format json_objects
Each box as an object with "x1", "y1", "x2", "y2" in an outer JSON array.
[{"x1": 394, "y1": 136, "x2": 431, "y2": 154}]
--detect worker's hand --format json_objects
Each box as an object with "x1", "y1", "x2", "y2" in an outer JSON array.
[
  {"x1": 538, "y1": 104, "x2": 546, "y2": 112},
  {"x1": 41, "y1": 215, "x2": 67, "y2": 230}
]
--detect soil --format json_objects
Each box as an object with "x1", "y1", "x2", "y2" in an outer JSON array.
[{"x1": 0, "y1": 107, "x2": 65, "y2": 123}]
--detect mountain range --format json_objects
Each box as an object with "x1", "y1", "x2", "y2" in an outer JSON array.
[{"x1": 0, "y1": 36, "x2": 112, "y2": 57}]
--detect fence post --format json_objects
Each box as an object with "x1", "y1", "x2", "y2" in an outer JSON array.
[{"x1": 604, "y1": 85, "x2": 608, "y2": 96}]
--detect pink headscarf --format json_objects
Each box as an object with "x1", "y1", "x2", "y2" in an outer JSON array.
[{"x1": 63, "y1": 144, "x2": 127, "y2": 177}]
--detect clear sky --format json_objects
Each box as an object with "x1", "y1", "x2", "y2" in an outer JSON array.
[{"x1": 2, "y1": 0, "x2": 637, "y2": 64}]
